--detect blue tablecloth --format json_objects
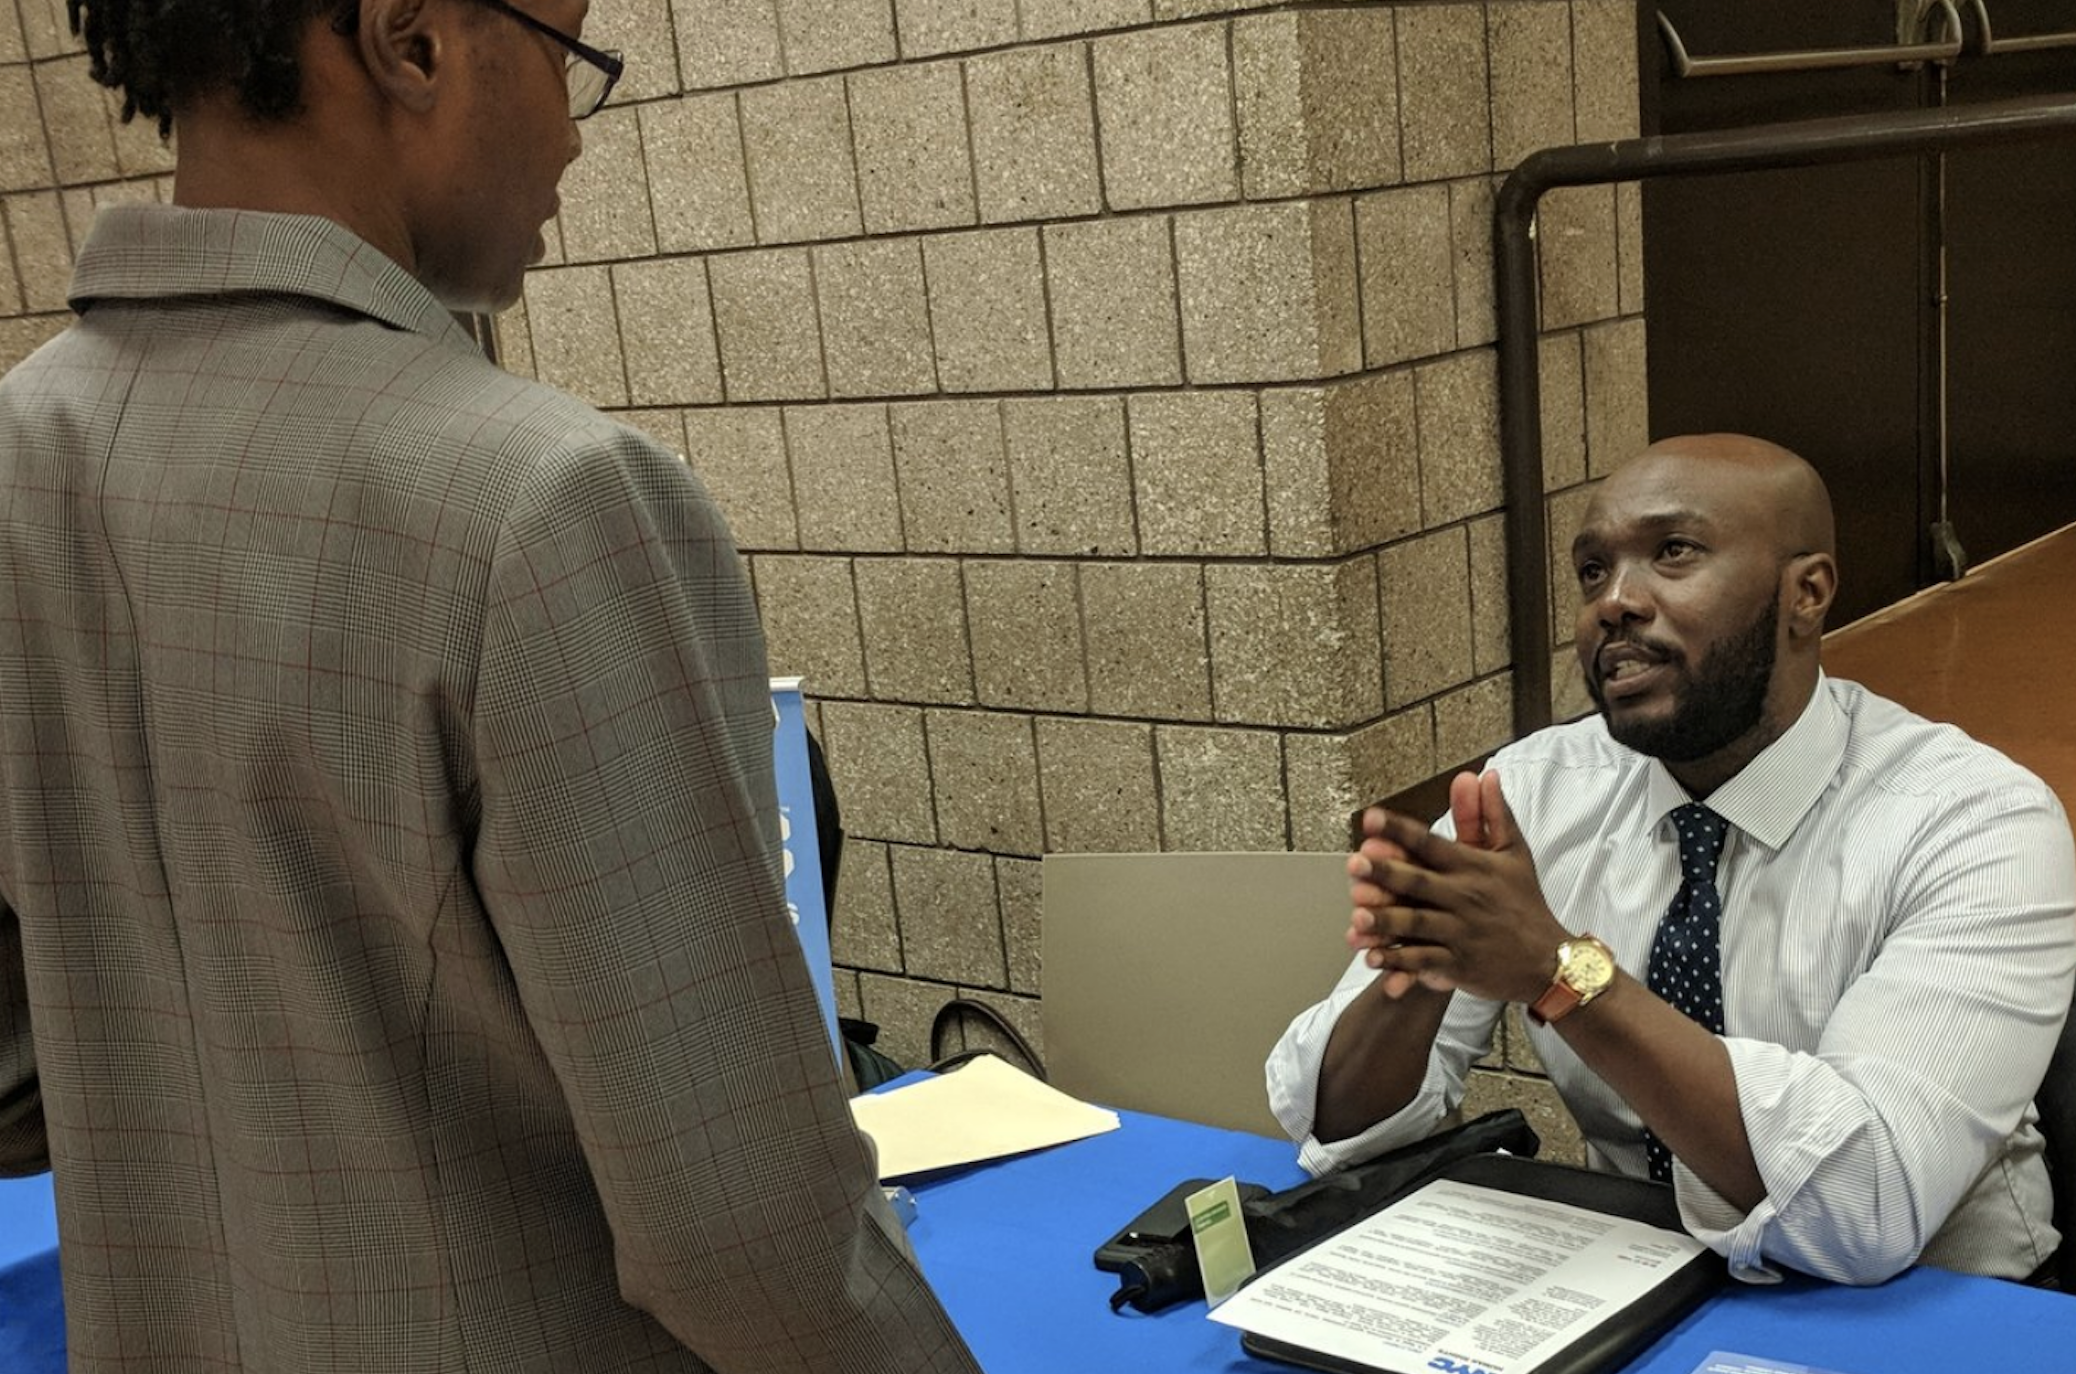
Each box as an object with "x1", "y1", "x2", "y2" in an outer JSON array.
[
  {"x1": 9, "y1": 1097, "x2": 2076, "y2": 1373},
  {"x1": 896, "y1": 1093, "x2": 2076, "y2": 1374},
  {"x1": 0, "y1": 1172, "x2": 63, "y2": 1373}
]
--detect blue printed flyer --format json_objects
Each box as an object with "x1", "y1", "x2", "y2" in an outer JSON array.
[{"x1": 1691, "y1": 1354, "x2": 1853, "y2": 1374}]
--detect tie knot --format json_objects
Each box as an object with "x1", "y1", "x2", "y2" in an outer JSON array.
[{"x1": 1669, "y1": 802, "x2": 1730, "y2": 877}]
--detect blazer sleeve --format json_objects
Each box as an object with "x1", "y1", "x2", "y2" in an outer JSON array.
[{"x1": 469, "y1": 427, "x2": 975, "y2": 1374}]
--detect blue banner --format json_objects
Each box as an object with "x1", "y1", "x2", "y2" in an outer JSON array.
[{"x1": 769, "y1": 678, "x2": 840, "y2": 1062}]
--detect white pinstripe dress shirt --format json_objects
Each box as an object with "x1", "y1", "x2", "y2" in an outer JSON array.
[{"x1": 1267, "y1": 675, "x2": 2076, "y2": 1285}]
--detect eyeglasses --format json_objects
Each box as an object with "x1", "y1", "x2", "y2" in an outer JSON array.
[{"x1": 469, "y1": 0, "x2": 624, "y2": 120}]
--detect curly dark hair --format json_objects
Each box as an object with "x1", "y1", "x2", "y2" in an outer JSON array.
[{"x1": 68, "y1": 0, "x2": 361, "y2": 137}]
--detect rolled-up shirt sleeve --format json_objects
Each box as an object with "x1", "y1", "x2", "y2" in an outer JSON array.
[
  {"x1": 1266, "y1": 953, "x2": 1506, "y2": 1177},
  {"x1": 1678, "y1": 790, "x2": 2076, "y2": 1285}
]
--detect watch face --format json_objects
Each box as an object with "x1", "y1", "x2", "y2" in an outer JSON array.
[{"x1": 1566, "y1": 941, "x2": 1615, "y2": 991}]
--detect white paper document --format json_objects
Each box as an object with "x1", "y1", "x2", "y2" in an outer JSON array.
[
  {"x1": 1210, "y1": 1178, "x2": 1709, "y2": 1374},
  {"x1": 849, "y1": 1056, "x2": 1120, "y2": 1179}
]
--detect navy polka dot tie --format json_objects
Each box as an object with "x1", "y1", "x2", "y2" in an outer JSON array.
[{"x1": 1644, "y1": 802, "x2": 1730, "y2": 1183}]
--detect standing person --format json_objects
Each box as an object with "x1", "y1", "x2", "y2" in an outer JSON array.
[
  {"x1": 1267, "y1": 435, "x2": 2076, "y2": 1286},
  {"x1": 0, "y1": 0, "x2": 977, "y2": 1369}
]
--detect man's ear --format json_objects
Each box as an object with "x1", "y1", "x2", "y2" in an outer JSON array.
[
  {"x1": 1783, "y1": 551, "x2": 1838, "y2": 640},
  {"x1": 358, "y1": 0, "x2": 446, "y2": 114}
]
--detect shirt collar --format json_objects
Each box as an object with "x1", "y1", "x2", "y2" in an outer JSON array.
[
  {"x1": 1642, "y1": 673, "x2": 1847, "y2": 852},
  {"x1": 68, "y1": 204, "x2": 476, "y2": 349}
]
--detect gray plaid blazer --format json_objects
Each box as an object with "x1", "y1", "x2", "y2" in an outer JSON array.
[{"x1": 0, "y1": 206, "x2": 973, "y2": 1373}]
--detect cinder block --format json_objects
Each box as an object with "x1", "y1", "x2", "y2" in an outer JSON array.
[
  {"x1": 0, "y1": 1, "x2": 24, "y2": 61},
  {"x1": 1081, "y1": 562, "x2": 1212, "y2": 719},
  {"x1": 585, "y1": 0, "x2": 678, "y2": 101},
  {"x1": 1468, "y1": 512, "x2": 1510, "y2": 674},
  {"x1": 1487, "y1": 1, "x2": 1574, "y2": 168},
  {"x1": 1002, "y1": 396, "x2": 1135, "y2": 556},
  {"x1": 1284, "y1": 707, "x2": 1435, "y2": 851},
  {"x1": 613, "y1": 257, "x2": 724, "y2": 406},
  {"x1": 1035, "y1": 717, "x2": 1159, "y2": 853},
  {"x1": 684, "y1": 406, "x2": 799, "y2": 551},
  {"x1": 1414, "y1": 348, "x2": 1502, "y2": 526},
  {"x1": 524, "y1": 265, "x2": 630, "y2": 407},
  {"x1": 1451, "y1": 176, "x2": 1498, "y2": 348},
  {"x1": 1206, "y1": 558, "x2": 1383, "y2": 728},
  {"x1": 815, "y1": 239, "x2": 937, "y2": 398},
  {"x1": 16, "y1": 0, "x2": 74, "y2": 59},
  {"x1": 493, "y1": 297, "x2": 536, "y2": 380},
  {"x1": 849, "y1": 61, "x2": 976, "y2": 234},
  {"x1": 557, "y1": 107, "x2": 657, "y2": 262},
  {"x1": 1583, "y1": 315, "x2": 1650, "y2": 479},
  {"x1": 1462, "y1": 1070, "x2": 1587, "y2": 1167},
  {"x1": 787, "y1": 404, "x2": 904, "y2": 552},
  {"x1": 642, "y1": 96, "x2": 755, "y2": 253},
  {"x1": 754, "y1": 554, "x2": 868, "y2": 696},
  {"x1": 1128, "y1": 391, "x2": 1266, "y2": 557},
  {"x1": 617, "y1": 409, "x2": 686, "y2": 459},
  {"x1": 856, "y1": 556, "x2": 976, "y2": 703},
  {"x1": 675, "y1": 0, "x2": 783, "y2": 89},
  {"x1": 1021, "y1": 0, "x2": 1148, "y2": 41},
  {"x1": 1378, "y1": 526, "x2": 1473, "y2": 708},
  {"x1": 820, "y1": 700, "x2": 939, "y2": 843},
  {"x1": 892, "y1": 844, "x2": 1006, "y2": 986},
  {"x1": 108, "y1": 88, "x2": 175, "y2": 178},
  {"x1": 1175, "y1": 200, "x2": 1360, "y2": 384},
  {"x1": 1573, "y1": 0, "x2": 1642, "y2": 144},
  {"x1": 4, "y1": 192, "x2": 70, "y2": 314},
  {"x1": 1043, "y1": 216, "x2": 1181, "y2": 389},
  {"x1": 830, "y1": 839, "x2": 902, "y2": 972},
  {"x1": 923, "y1": 228, "x2": 1054, "y2": 392},
  {"x1": 997, "y1": 856, "x2": 1042, "y2": 994},
  {"x1": 1544, "y1": 483, "x2": 1596, "y2": 640},
  {"x1": 1260, "y1": 370, "x2": 1420, "y2": 558},
  {"x1": 1433, "y1": 672, "x2": 1513, "y2": 771},
  {"x1": 1617, "y1": 181, "x2": 1644, "y2": 314},
  {"x1": 857, "y1": 971, "x2": 946, "y2": 1069},
  {"x1": 1092, "y1": 23, "x2": 1236, "y2": 210},
  {"x1": 928, "y1": 708, "x2": 1045, "y2": 855},
  {"x1": 966, "y1": 45, "x2": 1101, "y2": 224},
  {"x1": 34, "y1": 56, "x2": 117, "y2": 184},
  {"x1": 1355, "y1": 183, "x2": 1455, "y2": 369},
  {"x1": 965, "y1": 561, "x2": 1088, "y2": 712},
  {"x1": 1396, "y1": 1, "x2": 1492, "y2": 182},
  {"x1": 1157, "y1": 725, "x2": 1288, "y2": 851},
  {"x1": 1234, "y1": 10, "x2": 1400, "y2": 198},
  {"x1": 0, "y1": 315, "x2": 68, "y2": 376},
  {"x1": 895, "y1": 0, "x2": 1017, "y2": 58},
  {"x1": 1539, "y1": 329, "x2": 1588, "y2": 491},
  {"x1": 708, "y1": 248, "x2": 827, "y2": 402},
  {"x1": 777, "y1": 0, "x2": 895, "y2": 75},
  {"x1": 1537, "y1": 184, "x2": 1620, "y2": 330},
  {"x1": 891, "y1": 400, "x2": 1016, "y2": 555},
  {"x1": 0, "y1": 209, "x2": 20, "y2": 315},
  {"x1": 741, "y1": 75, "x2": 862, "y2": 244}
]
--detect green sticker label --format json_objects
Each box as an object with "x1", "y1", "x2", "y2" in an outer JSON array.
[{"x1": 1186, "y1": 1177, "x2": 1257, "y2": 1307}]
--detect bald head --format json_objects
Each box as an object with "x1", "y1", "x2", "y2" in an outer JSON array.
[
  {"x1": 1571, "y1": 433, "x2": 1841, "y2": 794},
  {"x1": 1609, "y1": 434, "x2": 1836, "y2": 562}
]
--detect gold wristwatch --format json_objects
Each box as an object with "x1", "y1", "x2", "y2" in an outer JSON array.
[{"x1": 1527, "y1": 935, "x2": 1617, "y2": 1025}]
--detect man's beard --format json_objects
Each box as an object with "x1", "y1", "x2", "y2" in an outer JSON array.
[{"x1": 1586, "y1": 598, "x2": 1779, "y2": 763}]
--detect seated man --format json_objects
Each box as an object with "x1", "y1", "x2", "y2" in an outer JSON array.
[{"x1": 1267, "y1": 434, "x2": 2076, "y2": 1285}]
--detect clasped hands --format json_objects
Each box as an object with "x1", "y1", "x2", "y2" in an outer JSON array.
[{"x1": 1347, "y1": 770, "x2": 1574, "y2": 1005}]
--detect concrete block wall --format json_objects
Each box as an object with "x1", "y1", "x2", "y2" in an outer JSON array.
[{"x1": 1, "y1": 0, "x2": 1653, "y2": 1158}]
